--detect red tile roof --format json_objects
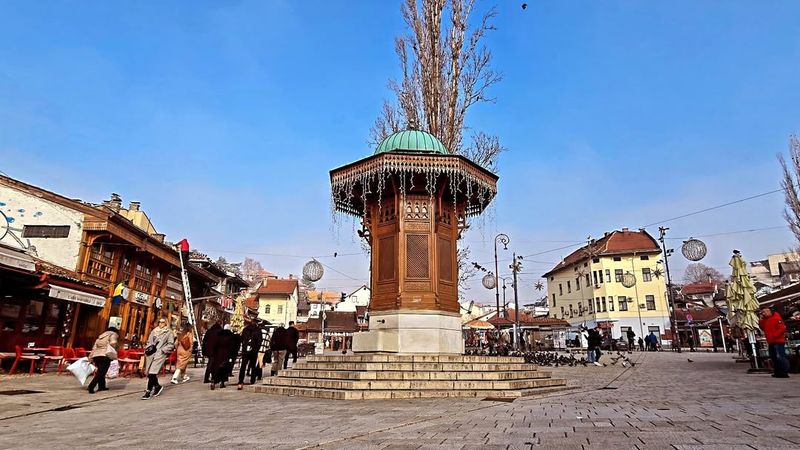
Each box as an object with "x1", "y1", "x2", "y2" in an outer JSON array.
[
  {"x1": 464, "y1": 319, "x2": 494, "y2": 329},
  {"x1": 681, "y1": 282, "x2": 717, "y2": 296},
  {"x1": 674, "y1": 306, "x2": 723, "y2": 322},
  {"x1": 504, "y1": 309, "x2": 571, "y2": 327},
  {"x1": 243, "y1": 296, "x2": 259, "y2": 311},
  {"x1": 487, "y1": 316, "x2": 515, "y2": 326},
  {"x1": 543, "y1": 229, "x2": 661, "y2": 277},
  {"x1": 256, "y1": 279, "x2": 299, "y2": 296},
  {"x1": 304, "y1": 311, "x2": 359, "y2": 333}
]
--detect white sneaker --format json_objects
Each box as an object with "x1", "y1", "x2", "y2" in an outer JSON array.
[
  {"x1": 182, "y1": 376, "x2": 190, "y2": 383},
  {"x1": 170, "y1": 379, "x2": 179, "y2": 385},
  {"x1": 593, "y1": 362, "x2": 602, "y2": 367}
]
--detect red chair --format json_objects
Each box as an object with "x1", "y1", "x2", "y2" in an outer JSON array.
[
  {"x1": 59, "y1": 348, "x2": 81, "y2": 374},
  {"x1": 117, "y1": 349, "x2": 139, "y2": 378},
  {"x1": 160, "y1": 350, "x2": 177, "y2": 375},
  {"x1": 74, "y1": 347, "x2": 87, "y2": 358},
  {"x1": 9, "y1": 346, "x2": 40, "y2": 375},
  {"x1": 40, "y1": 346, "x2": 64, "y2": 373}
]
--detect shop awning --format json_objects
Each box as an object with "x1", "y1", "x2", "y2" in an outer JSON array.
[
  {"x1": 49, "y1": 284, "x2": 106, "y2": 308},
  {"x1": 0, "y1": 244, "x2": 36, "y2": 272}
]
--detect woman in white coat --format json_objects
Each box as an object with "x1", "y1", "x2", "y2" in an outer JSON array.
[{"x1": 142, "y1": 318, "x2": 175, "y2": 400}]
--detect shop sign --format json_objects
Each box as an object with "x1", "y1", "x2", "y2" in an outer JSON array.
[
  {"x1": 48, "y1": 285, "x2": 106, "y2": 308},
  {"x1": 698, "y1": 328, "x2": 714, "y2": 348},
  {"x1": 0, "y1": 246, "x2": 36, "y2": 272},
  {"x1": 131, "y1": 290, "x2": 151, "y2": 306}
]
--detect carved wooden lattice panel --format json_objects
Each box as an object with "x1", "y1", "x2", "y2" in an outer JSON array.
[
  {"x1": 438, "y1": 236, "x2": 453, "y2": 282},
  {"x1": 406, "y1": 234, "x2": 429, "y2": 278},
  {"x1": 405, "y1": 199, "x2": 429, "y2": 220},
  {"x1": 378, "y1": 236, "x2": 395, "y2": 281}
]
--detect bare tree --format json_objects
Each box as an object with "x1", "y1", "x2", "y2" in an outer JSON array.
[
  {"x1": 682, "y1": 263, "x2": 725, "y2": 284},
  {"x1": 780, "y1": 134, "x2": 800, "y2": 249},
  {"x1": 241, "y1": 257, "x2": 269, "y2": 284},
  {"x1": 457, "y1": 246, "x2": 476, "y2": 299},
  {"x1": 370, "y1": 0, "x2": 504, "y2": 296},
  {"x1": 369, "y1": 0, "x2": 505, "y2": 172}
]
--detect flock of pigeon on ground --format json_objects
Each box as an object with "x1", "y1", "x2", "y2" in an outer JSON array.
[{"x1": 464, "y1": 348, "x2": 638, "y2": 368}]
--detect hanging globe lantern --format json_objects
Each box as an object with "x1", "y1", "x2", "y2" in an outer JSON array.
[
  {"x1": 482, "y1": 273, "x2": 497, "y2": 290},
  {"x1": 302, "y1": 259, "x2": 324, "y2": 282},
  {"x1": 681, "y1": 238, "x2": 707, "y2": 262},
  {"x1": 622, "y1": 272, "x2": 637, "y2": 288}
]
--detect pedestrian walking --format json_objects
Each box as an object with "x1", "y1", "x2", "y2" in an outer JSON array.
[
  {"x1": 647, "y1": 332, "x2": 658, "y2": 351},
  {"x1": 284, "y1": 321, "x2": 300, "y2": 369},
  {"x1": 270, "y1": 325, "x2": 288, "y2": 376},
  {"x1": 87, "y1": 326, "x2": 119, "y2": 394},
  {"x1": 255, "y1": 323, "x2": 270, "y2": 380},
  {"x1": 201, "y1": 322, "x2": 221, "y2": 383},
  {"x1": 142, "y1": 318, "x2": 175, "y2": 400},
  {"x1": 626, "y1": 328, "x2": 636, "y2": 351},
  {"x1": 210, "y1": 324, "x2": 236, "y2": 390},
  {"x1": 171, "y1": 325, "x2": 193, "y2": 384},
  {"x1": 759, "y1": 307, "x2": 790, "y2": 378},
  {"x1": 587, "y1": 327, "x2": 602, "y2": 366},
  {"x1": 228, "y1": 326, "x2": 241, "y2": 379},
  {"x1": 237, "y1": 321, "x2": 262, "y2": 389}
]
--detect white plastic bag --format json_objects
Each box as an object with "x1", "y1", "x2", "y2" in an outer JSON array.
[
  {"x1": 106, "y1": 360, "x2": 119, "y2": 379},
  {"x1": 66, "y1": 357, "x2": 96, "y2": 386}
]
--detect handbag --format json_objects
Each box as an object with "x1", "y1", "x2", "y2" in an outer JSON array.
[
  {"x1": 105, "y1": 343, "x2": 118, "y2": 360},
  {"x1": 145, "y1": 344, "x2": 157, "y2": 356}
]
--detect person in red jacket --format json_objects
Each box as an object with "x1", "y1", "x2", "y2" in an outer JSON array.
[{"x1": 759, "y1": 307, "x2": 789, "y2": 378}]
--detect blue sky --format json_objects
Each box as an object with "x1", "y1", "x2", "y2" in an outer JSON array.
[{"x1": 1, "y1": 1, "x2": 798, "y2": 304}]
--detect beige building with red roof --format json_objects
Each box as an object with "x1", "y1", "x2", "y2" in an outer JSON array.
[
  {"x1": 543, "y1": 228, "x2": 671, "y2": 345},
  {"x1": 254, "y1": 278, "x2": 299, "y2": 326}
]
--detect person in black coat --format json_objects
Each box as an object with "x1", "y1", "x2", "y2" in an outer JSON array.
[
  {"x1": 210, "y1": 325, "x2": 236, "y2": 390},
  {"x1": 284, "y1": 321, "x2": 300, "y2": 369},
  {"x1": 626, "y1": 328, "x2": 636, "y2": 352},
  {"x1": 270, "y1": 326, "x2": 288, "y2": 376},
  {"x1": 237, "y1": 321, "x2": 263, "y2": 389},
  {"x1": 587, "y1": 327, "x2": 603, "y2": 366},
  {"x1": 201, "y1": 322, "x2": 221, "y2": 383},
  {"x1": 228, "y1": 331, "x2": 241, "y2": 378}
]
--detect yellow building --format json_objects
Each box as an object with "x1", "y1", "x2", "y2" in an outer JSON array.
[
  {"x1": 542, "y1": 228, "x2": 671, "y2": 346},
  {"x1": 254, "y1": 278, "x2": 299, "y2": 326}
]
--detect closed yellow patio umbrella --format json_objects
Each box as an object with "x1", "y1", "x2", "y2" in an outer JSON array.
[{"x1": 727, "y1": 250, "x2": 761, "y2": 367}]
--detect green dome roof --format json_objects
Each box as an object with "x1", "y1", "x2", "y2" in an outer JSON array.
[{"x1": 375, "y1": 129, "x2": 449, "y2": 155}]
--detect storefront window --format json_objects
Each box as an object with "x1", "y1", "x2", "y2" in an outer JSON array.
[
  {"x1": 22, "y1": 300, "x2": 44, "y2": 334},
  {"x1": 1, "y1": 302, "x2": 22, "y2": 332},
  {"x1": 43, "y1": 302, "x2": 61, "y2": 336}
]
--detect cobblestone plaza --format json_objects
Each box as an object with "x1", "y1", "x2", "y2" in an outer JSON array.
[{"x1": 1, "y1": 351, "x2": 798, "y2": 449}]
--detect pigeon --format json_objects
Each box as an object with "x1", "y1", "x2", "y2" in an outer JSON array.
[
  {"x1": 521, "y1": 3, "x2": 528, "y2": 10},
  {"x1": 687, "y1": 359, "x2": 694, "y2": 363}
]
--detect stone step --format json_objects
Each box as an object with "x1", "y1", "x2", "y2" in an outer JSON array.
[
  {"x1": 292, "y1": 361, "x2": 534, "y2": 372},
  {"x1": 276, "y1": 369, "x2": 550, "y2": 381},
  {"x1": 305, "y1": 354, "x2": 525, "y2": 364},
  {"x1": 261, "y1": 376, "x2": 566, "y2": 391},
  {"x1": 251, "y1": 384, "x2": 573, "y2": 400}
]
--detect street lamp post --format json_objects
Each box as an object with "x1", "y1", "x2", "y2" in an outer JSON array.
[
  {"x1": 494, "y1": 234, "x2": 510, "y2": 318},
  {"x1": 658, "y1": 227, "x2": 682, "y2": 353},
  {"x1": 509, "y1": 254, "x2": 523, "y2": 351},
  {"x1": 631, "y1": 255, "x2": 645, "y2": 339}
]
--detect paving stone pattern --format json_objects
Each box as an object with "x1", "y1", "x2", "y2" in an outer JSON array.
[{"x1": 0, "y1": 351, "x2": 798, "y2": 449}]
